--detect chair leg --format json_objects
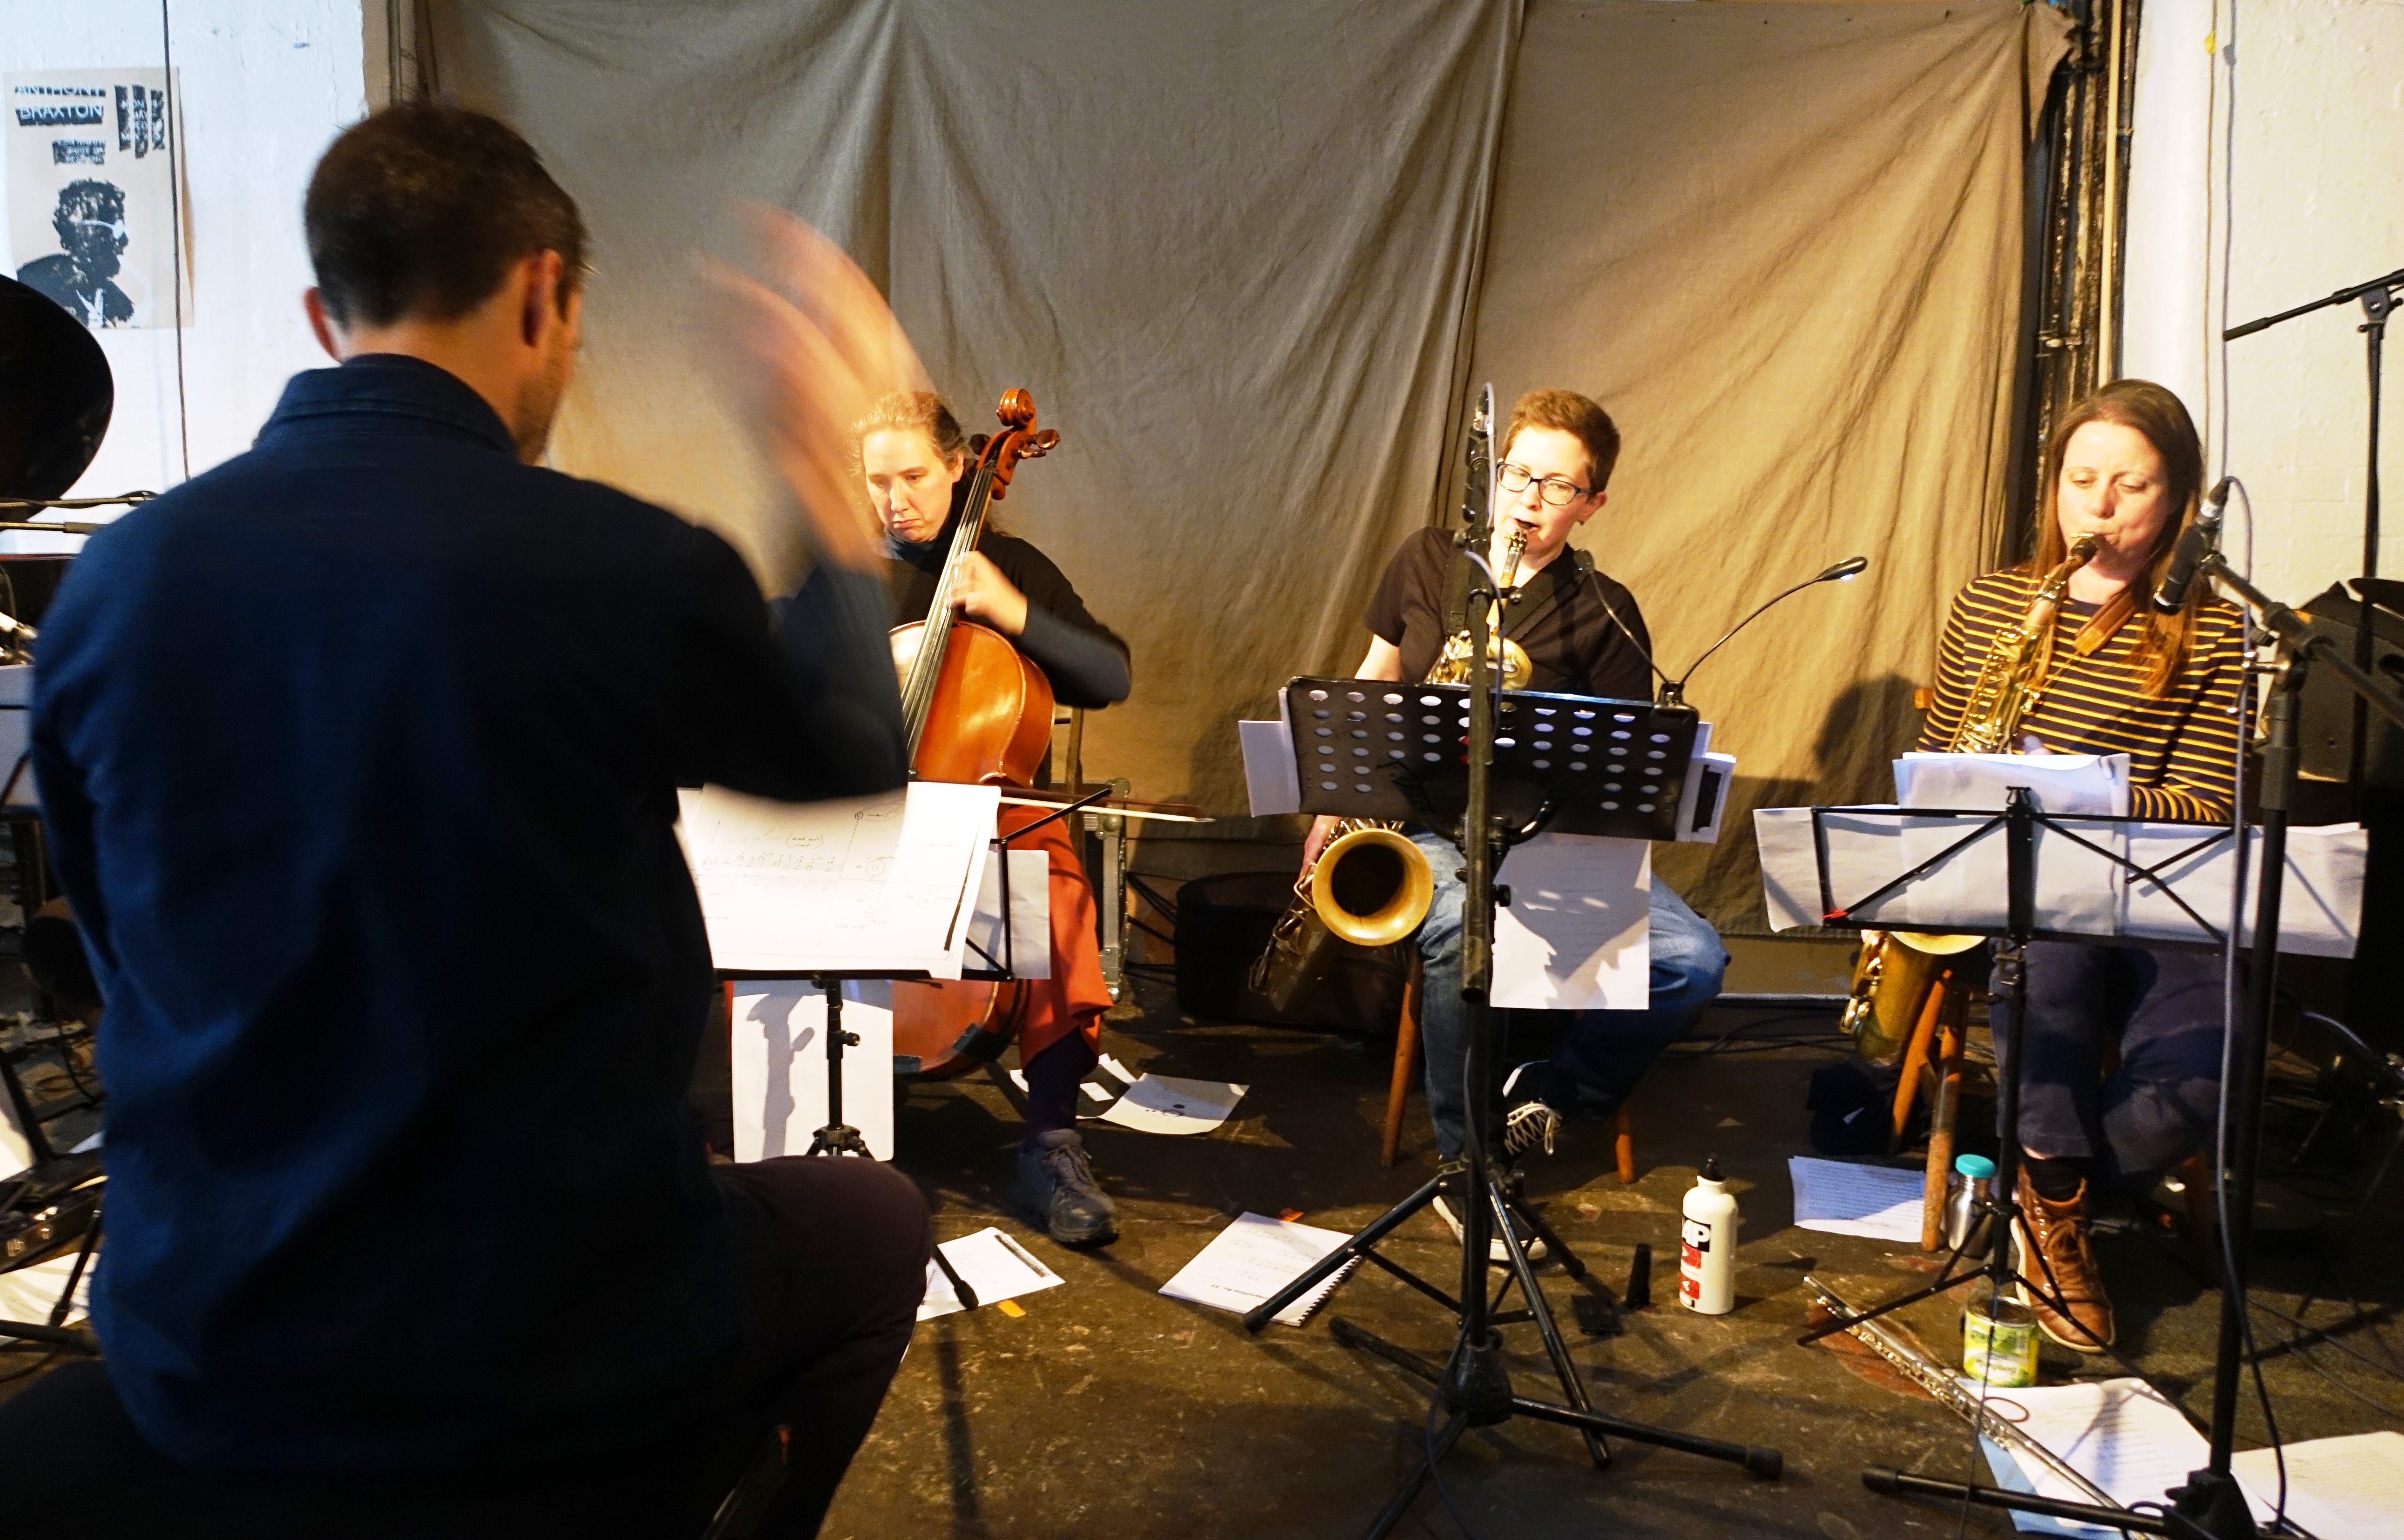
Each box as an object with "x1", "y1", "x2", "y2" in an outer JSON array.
[
  {"x1": 1887, "y1": 970, "x2": 1949, "y2": 1155},
  {"x1": 1613, "y1": 1103, "x2": 1637, "y2": 1184},
  {"x1": 2176, "y1": 1150, "x2": 2219, "y2": 1272},
  {"x1": 1920, "y1": 988, "x2": 1966, "y2": 1250},
  {"x1": 1380, "y1": 957, "x2": 1422, "y2": 1168}
]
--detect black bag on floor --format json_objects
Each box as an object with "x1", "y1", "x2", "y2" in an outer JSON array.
[{"x1": 1173, "y1": 871, "x2": 1408, "y2": 1035}]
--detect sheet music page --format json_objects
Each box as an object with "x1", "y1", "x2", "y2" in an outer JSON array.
[
  {"x1": 677, "y1": 782, "x2": 998, "y2": 973},
  {"x1": 730, "y1": 979, "x2": 895, "y2": 1161},
  {"x1": 2232, "y1": 1430, "x2": 2404, "y2": 1540},
  {"x1": 2122, "y1": 822, "x2": 2367, "y2": 958},
  {"x1": 919, "y1": 1227, "x2": 1065, "y2": 1321},
  {"x1": 1974, "y1": 1378, "x2": 2273, "y2": 1537},
  {"x1": 964, "y1": 848, "x2": 1050, "y2": 980},
  {"x1": 1894, "y1": 755, "x2": 2127, "y2": 939},
  {"x1": 1238, "y1": 719, "x2": 1300, "y2": 817},
  {"x1": 1158, "y1": 1212, "x2": 1360, "y2": 1328},
  {"x1": 1490, "y1": 833, "x2": 1649, "y2": 1010},
  {"x1": 1896, "y1": 752, "x2": 2130, "y2": 815},
  {"x1": 1788, "y1": 1156, "x2": 1926, "y2": 1242}
]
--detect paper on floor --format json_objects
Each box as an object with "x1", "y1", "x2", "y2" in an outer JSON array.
[
  {"x1": 1976, "y1": 1378, "x2": 2274, "y2": 1538},
  {"x1": 1788, "y1": 1156, "x2": 1926, "y2": 1242},
  {"x1": 918, "y1": 1227, "x2": 1065, "y2": 1322},
  {"x1": 0, "y1": 1243, "x2": 92, "y2": 1325},
  {"x1": 2231, "y1": 1430, "x2": 2404, "y2": 1540},
  {"x1": 1159, "y1": 1212, "x2": 1359, "y2": 1328},
  {"x1": 1097, "y1": 1074, "x2": 1247, "y2": 1135}
]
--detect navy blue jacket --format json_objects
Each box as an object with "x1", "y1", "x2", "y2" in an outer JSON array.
[{"x1": 31, "y1": 355, "x2": 907, "y2": 1473}]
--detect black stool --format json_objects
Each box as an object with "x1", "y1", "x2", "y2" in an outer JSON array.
[{"x1": 0, "y1": 1359, "x2": 788, "y2": 1540}]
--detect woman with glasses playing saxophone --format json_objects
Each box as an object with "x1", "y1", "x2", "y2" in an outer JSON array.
[
  {"x1": 1300, "y1": 389, "x2": 1729, "y2": 1253},
  {"x1": 1916, "y1": 380, "x2": 2245, "y2": 1353}
]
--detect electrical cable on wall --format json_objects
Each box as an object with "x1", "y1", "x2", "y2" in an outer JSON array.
[{"x1": 160, "y1": 0, "x2": 190, "y2": 484}]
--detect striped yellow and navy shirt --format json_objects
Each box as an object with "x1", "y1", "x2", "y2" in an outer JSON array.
[{"x1": 1917, "y1": 569, "x2": 2246, "y2": 823}]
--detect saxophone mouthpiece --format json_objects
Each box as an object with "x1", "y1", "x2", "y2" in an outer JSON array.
[{"x1": 2069, "y1": 534, "x2": 2100, "y2": 561}]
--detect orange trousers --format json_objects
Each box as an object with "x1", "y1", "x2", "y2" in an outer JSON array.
[{"x1": 997, "y1": 802, "x2": 1112, "y2": 1063}]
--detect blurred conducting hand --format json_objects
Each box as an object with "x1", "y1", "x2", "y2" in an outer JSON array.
[{"x1": 703, "y1": 205, "x2": 928, "y2": 574}]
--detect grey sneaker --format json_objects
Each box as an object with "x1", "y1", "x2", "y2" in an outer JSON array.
[
  {"x1": 1015, "y1": 1129, "x2": 1118, "y2": 1246},
  {"x1": 1500, "y1": 1062, "x2": 1562, "y2": 1164}
]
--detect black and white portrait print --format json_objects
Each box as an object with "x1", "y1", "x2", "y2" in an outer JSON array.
[{"x1": 6, "y1": 69, "x2": 185, "y2": 330}]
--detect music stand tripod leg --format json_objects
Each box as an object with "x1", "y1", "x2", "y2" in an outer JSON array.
[{"x1": 796, "y1": 975, "x2": 979, "y2": 1310}]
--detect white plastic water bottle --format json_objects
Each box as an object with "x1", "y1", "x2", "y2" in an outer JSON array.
[{"x1": 1679, "y1": 1156, "x2": 1739, "y2": 1315}]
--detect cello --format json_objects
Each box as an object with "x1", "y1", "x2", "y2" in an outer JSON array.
[{"x1": 889, "y1": 388, "x2": 1060, "y2": 1078}]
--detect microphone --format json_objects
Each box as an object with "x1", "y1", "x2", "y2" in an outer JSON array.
[
  {"x1": 1657, "y1": 557, "x2": 1868, "y2": 707},
  {"x1": 2151, "y1": 476, "x2": 2233, "y2": 613}
]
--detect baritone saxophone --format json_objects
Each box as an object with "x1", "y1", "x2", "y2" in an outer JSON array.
[{"x1": 1249, "y1": 527, "x2": 1536, "y2": 1011}]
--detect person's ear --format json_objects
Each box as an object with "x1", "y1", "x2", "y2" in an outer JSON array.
[
  {"x1": 303, "y1": 288, "x2": 345, "y2": 362},
  {"x1": 518, "y1": 251, "x2": 563, "y2": 349},
  {"x1": 1574, "y1": 489, "x2": 1608, "y2": 527}
]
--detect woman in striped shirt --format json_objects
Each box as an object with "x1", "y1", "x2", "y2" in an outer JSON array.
[{"x1": 1921, "y1": 379, "x2": 2244, "y2": 1352}]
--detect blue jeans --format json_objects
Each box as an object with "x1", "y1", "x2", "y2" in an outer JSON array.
[
  {"x1": 1411, "y1": 831, "x2": 1728, "y2": 1161},
  {"x1": 1989, "y1": 940, "x2": 2225, "y2": 1190}
]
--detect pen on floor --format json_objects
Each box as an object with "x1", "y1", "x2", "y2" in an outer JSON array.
[{"x1": 995, "y1": 1231, "x2": 1052, "y2": 1278}]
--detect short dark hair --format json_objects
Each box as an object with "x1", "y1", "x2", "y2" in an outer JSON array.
[
  {"x1": 304, "y1": 102, "x2": 587, "y2": 329},
  {"x1": 1503, "y1": 388, "x2": 1621, "y2": 493}
]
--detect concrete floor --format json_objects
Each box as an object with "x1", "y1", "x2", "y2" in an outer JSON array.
[
  {"x1": 4, "y1": 946, "x2": 2397, "y2": 1540},
  {"x1": 825, "y1": 973, "x2": 2404, "y2": 1540}
]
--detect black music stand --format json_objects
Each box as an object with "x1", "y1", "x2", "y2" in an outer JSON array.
[
  {"x1": 1790, "y1": 792, "x2": 2247, "y2": 1535},
  {"x1": 1240, "y1": 661, "x2": 1781, "y2": 1534},
  {"x1": 774, "y1": 788, "x2": 1111, "y2": 1314},
  {"x1": 1803, "y1": 710, "x2": 2383, "y2": 1533}
]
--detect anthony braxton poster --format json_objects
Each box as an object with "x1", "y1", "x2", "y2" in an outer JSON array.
[{"x1": 7, "y1": 68, "x2": 189, "y2": 329}]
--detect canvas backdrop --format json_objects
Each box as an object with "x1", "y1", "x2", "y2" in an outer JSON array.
[{"x1": 429, "y1": 0, "x2": 2068, "y2": 928}]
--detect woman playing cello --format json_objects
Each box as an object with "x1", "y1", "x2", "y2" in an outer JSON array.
[{"x1": 856, "y1": 390, "x2": 1133, "y2": 1246}]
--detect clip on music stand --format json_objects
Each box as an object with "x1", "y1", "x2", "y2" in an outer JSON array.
[
  {"x1": 786, "y1": 785, "x2": 1111, "y2": 1314},
  {"x1": 1242, "y1": 668, "x2": 1781, "y2": 1536}
]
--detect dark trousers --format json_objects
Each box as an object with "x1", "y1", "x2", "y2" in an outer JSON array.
[
  {"x1": 1991, "y1": 940, "x2": 2228, "y2": 1190},
  {"x1": 713, "y1": 1156, "x2": 931, "y2": 1534},
  {"x1": 0, "y1": 1157, "x2": 928, "y2": 1540},
  {"x1": 1410, "y1": 832, "x2": 1728, "y2": 1161}
]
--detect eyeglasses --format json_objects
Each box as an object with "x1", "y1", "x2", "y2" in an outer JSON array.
[{"x1": 1497, "y1": 461, "x2": 1591, "y2": 507}]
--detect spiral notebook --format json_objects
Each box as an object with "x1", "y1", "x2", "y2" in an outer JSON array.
[{"x1": 1159, "y1": 1212, "x2": 1359, "y2": 1327}]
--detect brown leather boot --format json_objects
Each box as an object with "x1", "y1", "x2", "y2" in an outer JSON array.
[{"x1": 2012, "y1": 1167, "x2": 2115, "y2": 1351}]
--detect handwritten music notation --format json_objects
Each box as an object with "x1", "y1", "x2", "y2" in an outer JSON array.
[{"x1": 677, "y1": 782, "x2": 1001, "y2": 973}]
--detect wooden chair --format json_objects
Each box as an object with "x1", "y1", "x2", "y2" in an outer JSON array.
[
  {"x1": 1380, "y1": 956, "x2": 1637, "y2": 1180},
  {"x1": 1886, "y1": 960, "x2": 1973, "y2": 1248}
]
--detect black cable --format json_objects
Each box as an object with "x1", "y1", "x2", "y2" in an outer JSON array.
[
  {"x1": 1423, "y1": 1385, "x2": 1482, "y2": 1540},
  {"x1": 160, "y1": 0, "x2": 191, "y2": 482},
  {"x1": 2211, "y1": 484, "x2": 2288, "y2": 1526}
]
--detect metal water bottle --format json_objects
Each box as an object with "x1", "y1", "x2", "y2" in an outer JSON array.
[
  {"x1": 1943, "y1": 1152, "x2": 1997, "y2": 1254},
  {"x1": 1679, "y1": 1156, "x2": 1739, "y2": 1315}
]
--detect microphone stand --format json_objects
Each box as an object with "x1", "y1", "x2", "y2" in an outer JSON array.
[
  {"x1": 1656, "y1": 557, "x2": 1868, "y2": 708},
  {"x1": 2226, "y1": 266, "x2": 2401, "y2": 802}
]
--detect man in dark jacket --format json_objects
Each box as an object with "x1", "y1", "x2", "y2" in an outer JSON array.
[{"x1": 0, "y1": 104, "x2": 926, "y2": 1538}]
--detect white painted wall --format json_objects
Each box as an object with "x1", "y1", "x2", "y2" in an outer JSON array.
[
  {"x1": 0, "y1": 0, "x2": 364, "y2": 548},
  {"x1": 2123, "y1": 0, "x2": 2404, "y2": 606}
]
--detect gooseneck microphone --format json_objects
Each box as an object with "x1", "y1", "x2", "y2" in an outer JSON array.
[
  {"x1": 2152, "y1": 477, "x2": 2235, "y2": 614},
  {"x1": 1656, "y1": 557, "x2": 1869, "y2": 707}
]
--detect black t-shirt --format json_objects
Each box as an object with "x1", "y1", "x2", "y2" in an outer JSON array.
[
  {"x1": 1363, "y1": 527, "x2": 1655, "y2": 701},
  {"x1": 885, "y1": 525, "x2": 1131, "y2": 710}
]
